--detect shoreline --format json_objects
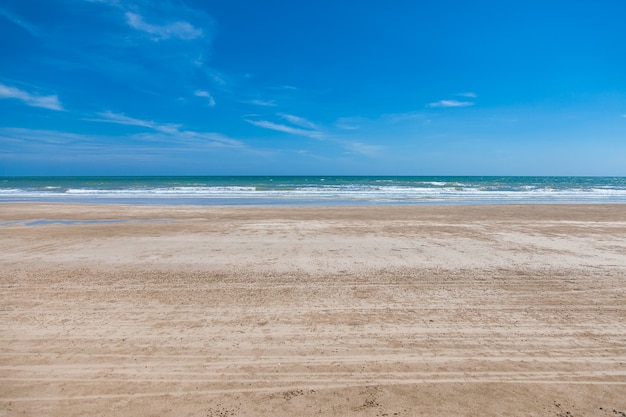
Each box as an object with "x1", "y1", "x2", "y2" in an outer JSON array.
[
  {"x1": 3, "y1": 201, "x2": 626, "y2": 218},
  {"x1": 3, "y1": 176, "x2": 626, "y2": 206},
  {"x1": 3, "y1": 198, "x2": 626, "y2": 206}
]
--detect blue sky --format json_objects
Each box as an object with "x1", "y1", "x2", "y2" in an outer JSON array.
[{"x1": 1, "y1": 0, "x2": 625, "y2": 175}]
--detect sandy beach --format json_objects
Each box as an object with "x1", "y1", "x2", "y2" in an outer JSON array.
[{"x1": 1, "y1": 203, "x2": 625, "y2": 416}]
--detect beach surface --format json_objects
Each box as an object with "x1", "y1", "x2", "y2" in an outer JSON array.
[{"x1": 1, "y1": 203, "x2": 625, "y2": 416}]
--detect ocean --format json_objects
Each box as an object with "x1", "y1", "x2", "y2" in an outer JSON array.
[{"x1": 1, "y1": 176, "x2": 626, "y2": 205}]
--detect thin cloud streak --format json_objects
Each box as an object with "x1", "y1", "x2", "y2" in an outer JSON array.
[
  {"x1": 382, "y1": 111, "x2": 427, "y2": 123},
  {"x1": 246, "y1": 99, "x2": 277, "y2": 107},
  {"x1": 342, "y1": 141, "x2": 383, "y2": 156},
  {"x1": 0, "y1": 127, "x2": 88, "y2": 145},
  {"x1": 125, "y1": 12, "x2": 203, "y2": 41},
  {"x1": 277, "y1": 113, "x2": 319, "y2": 129},
  {"x1": 0, "y1": 127, "x2": 242, "y2": 157},
  {"x1": 0, "y1": 7, "x2": 39, "y2": 36},
  {"x1": 93, "y1": 111, "x2": 181, "y2": 134},
  {"x1": 335, "y1": 122, "x2": 361, "y2": 131},
  {"x1": 0, "y1": 83, "x2": 64, "y2": 111},
  {"x1": 194, "y1": 90, "x2": 216, "y2": 107},
  {"x1": 427, "y1": 99, "x2": 474, "y2": 108},
  {"x1": 245, "y1": 119, "x2": 323, "y2": 139},
  {"x1": 84, "y1": 0, "x2": 121, "y2": 6},
  {"x1": 92, "y1": 111, "x2": 243, "y2": 147}
]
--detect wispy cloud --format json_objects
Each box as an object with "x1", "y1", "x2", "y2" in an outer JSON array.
[
  {"x1": 457, "y1": 92, "x2": 477, "y2": 98},
  {"x1": 270, "y1": 85, "x2": 299, "y2": 91},
  {"x1": 0, "y1": 83, "x2": 64, "y2": 111},
  {"x1": 334, "y1": 117, "x2": 362, "y2": 131},
  {"x1": 0, "y1": 127, "x2": 243, "y2": 161},
  {"x1": 334, "y1": 112, "x2": 426, "y2": 130},
  {"x1": 0, "y1": 127, "x2": 89, "y2": 145},
  {"x1": 84, "y1": 0, "x2": 121, "y2": 6},
  {"x1": 166, "y1": 131, "x2": 242, "y2": 148},
  {"x1": 205, "y1": 69, "x2": 227, "y2": 86},
  {"x1": 246, "y1": 99, "x2": 277, "y2": 107},
  {"x1": 277, "y1": 113, "x2": 319, "y2": 130},
  {"x1": 194, "y1": 90, "x2": 216, "y2": 107},
  {"x1": 342, "y1": 141, "x2": 383, "y2": 156},
  {"x1": 93, "y1": 111, "x2": 181, "y2": 133},
  {"x1": 89, "y1": 1, "x2": 223, "y2": 99},
  {"x1": 244, "y1": 119, "x2": 324, "y2": 139},
  {"x1": 245, "y1": 112, "x2": 324, "y2": 139},
  {"x1": 125, "y1": 12, "x2": 203, "y2": 41},
  {"x1": 87, "y1": 1, "x2": 208, "y2": 43},
  {"x1": 427, "y1": 99, "x2": 474, "y2": 108},
  {"x1": 91, "y1": 111, "x2": 242, "y2": 147},
  {"x1": 80, "y1": 1, "x2": 226, "y2": 104},
  {"x1": 0, "y1": 7, "x2": 39, "y2": 36}
]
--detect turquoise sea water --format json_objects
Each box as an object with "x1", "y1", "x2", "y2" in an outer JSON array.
[{"x1": 1, "y1": 176, "x2": 626, "y2": 205}]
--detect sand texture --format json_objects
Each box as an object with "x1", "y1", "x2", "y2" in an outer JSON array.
[{"x1": 1, "y1": 203, "x2": 626, "y2": 416}]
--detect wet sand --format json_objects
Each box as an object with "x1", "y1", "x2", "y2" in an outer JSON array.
[{"x1": 1, "y1": 203, "x2": 625, "y2": 416}]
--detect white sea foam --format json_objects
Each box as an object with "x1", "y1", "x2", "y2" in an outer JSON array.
[{"x1": 2, "y1": 177, "x2": 626, "y2": 205}]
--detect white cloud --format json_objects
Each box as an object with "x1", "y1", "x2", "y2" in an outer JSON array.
[
  {"x1": 0, "y1": 127, "x2": 243, "y2": 158},
  {"x1": 0, "y1": 83, "x2": 64, "y2": 111},
  {"x1": 457, "y1": 92, "x2": 477, "y2": 98},
  {"x1": 246, "y1": 99, "x2": 277, "y2": 107},
  {"x1": 125, "y1": 12, "x2": 202, "y2": 40},
  {"x1": 207, "y1": 70, "x2": 227, "y2": 86},
  {"x1": 277, "y1": 113, "x2": 319, "y2": 129},
  {"x1": 334, "y1": 120, "x2": 361, "y2": 131},
  {"x1": 91, "y1": 111, "x2": 242, "y2": 147},
  {"x1": 0, "y1": 7, "x2": 38, "y2": 36},
  {"x1": 84, "y1": 0, "x2": 121, "y2": 6},
  {"x1": 94, "y1": 110, "x2": 180, "y2": 132},
  {"x1": 194, "y1": 90, "x2": 216, "y2": 107},
  {"x1": 87, "y1": 2, "x2": 208, "y2": 42},
  {"x1": 0, "y1": 127, "x2": 88, "y2": 145},
  {"x1": 382, "y1": 111, "x2": 427, "y2": 123},
  {"x1": 335, "y1": 121, "x2": 361, "y2": 130},
  {"x1": 343, "y1": 141, "x2": 383, "y2": 156},
  {"x1": 271, "y1": 85, "x2": 298, "y2": 91},
  {"x1": 171, "y1": 131, "x2": 242, "y2": 148},
  {"x1": 245, "y1": 119, "x2": 323, "y2": 139},
  {"x1": 427, "y1": 99, "x2": 474, "y2": 108},
  {"x1": 95, "y1": 110, "x2": 152, "y2": 127}
]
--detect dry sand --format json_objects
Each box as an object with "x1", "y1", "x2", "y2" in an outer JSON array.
[{"x1": 1, "y1": 203, "x2": 625, "y2": 416}]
